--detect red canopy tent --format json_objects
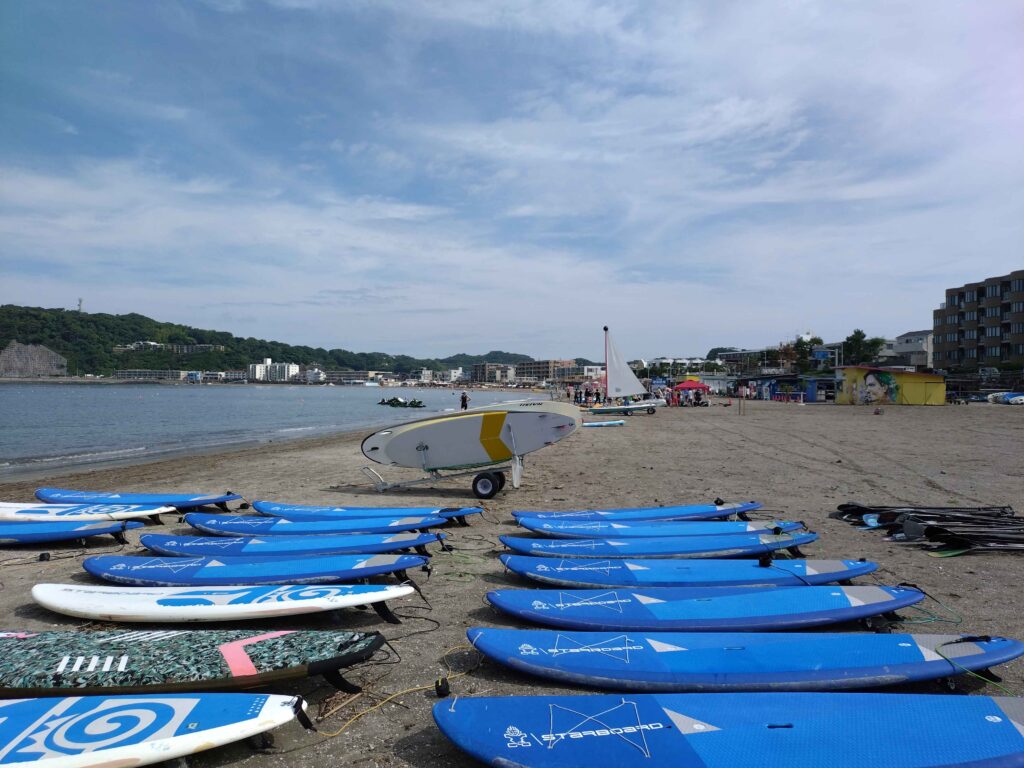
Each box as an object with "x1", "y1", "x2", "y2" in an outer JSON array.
[{"x1": 673, "y1": 380, "x2": 710, "y2": 391}]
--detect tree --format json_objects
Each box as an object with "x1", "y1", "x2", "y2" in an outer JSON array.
[
  {"x1": 842, "y1": 329, "x2": 886, "y2": 365},
  {"x1": 706, "y1": 346, "x2": 737, "y2": 360},
  {"x1": 792, "y1": 335, "x2": 824, "y2": 373}
]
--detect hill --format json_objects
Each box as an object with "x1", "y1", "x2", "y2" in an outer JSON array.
[{"x1": 0, "y1": 305, "x2": 536, "y2": 376}]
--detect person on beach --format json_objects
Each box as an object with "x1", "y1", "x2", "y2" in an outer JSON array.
[{"x1": 460, "y1": 391, "x2": 470, "y2": 410}]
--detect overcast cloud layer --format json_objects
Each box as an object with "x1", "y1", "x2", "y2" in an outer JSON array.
[{"x1": 2, "y1": 1, "x2": 1022, "y2": 360}]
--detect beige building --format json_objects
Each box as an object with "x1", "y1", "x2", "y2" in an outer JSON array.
[{"x1": 512, "y1": 359, "x2": 575, "y2": 382}]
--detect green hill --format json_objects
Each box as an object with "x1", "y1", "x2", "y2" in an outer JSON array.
[{"x1": 0, "y1": 305, "x2": 536, "y2": 376}]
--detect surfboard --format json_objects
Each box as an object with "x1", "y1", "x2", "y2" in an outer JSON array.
[
  {"x1": 500, "y1": 555, "x2": 879, "y2": 588},
  {"x1": 511, "y1": 501, "x2": 761, "y2": 522},
  {"x1": 361, "y1": 401, "x2": 581, "y2": 470},
  {"x1": 500, "y1": 532, "x2": 818, "y2": 559},
  {"x1": 582, "y1": 420, "x2": 625, "y2": 427},
  {"x1": 0, "y1": 520, "x2": 143, "y2": 545},
  {"x1": 485, "y1": 585, "x2": 925, "y2": 631},
  {"x1": 0, "y1": 693, "x2": 301, "y2": 767},
  {"x1": 433, "y1": 693, "x2": 1024, "y2": 768},
  {"x1": 82, "y1": 552, "x2": 428, "y2": 587},
  {"x1": 516, "y1": 518, "x2": 806, "y2": 539},
  {"x1": 252, "y1": 500, "x2": 482, "y2": 521},
  {"x1": 185, "y1": 512, "x2": 446, "y2": 536},
  {"x1": 142, "y1": 531, "x2": 446, "y2": 558},
  {"x1": 0, "y1": 502, "x2": 174, "y2": 522},
  {"x1": 0, "y1": 630, "x2": 385, "y2": 695},
  {"x1": 34, "y1": 488, "x2": 241, "y2": 510},
  {"x1": 32, "y1": 583, "x2": 414, "y2": 623},
  {"x1": 466, "y1": 628, "x2": 1024, "y2": 691}
]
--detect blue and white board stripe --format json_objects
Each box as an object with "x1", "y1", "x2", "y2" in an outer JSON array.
[
  {"x1": 142, "y1": 531, "x2": 445, "y2": 557},
  {"x1": 252, "y1": 500, "x2": 481, "y2": 520},
  {"x1": 500, "y1": 532, "x2": 817, "y2": 559},
  {"x1": 486, "y1": 585, "x2": 925, "y2": 631},
  {"x1": 500, "y1": 555, "x2": 879, "y2": 588},
  {"x1": 35, "y1": 488, "x2": 241, "y2": 509},
  {"x1": 83, "y1": 553, "x2": 427, "y2": 587},
  {"x1": 511, "y1": 501, "x2": 762, "y2": 523},
  {"x1": 0, "y1": 521, "x2": 143, "y2": 545},
  {"x1": 516, "y1": 518, "x2": 806, "y2": 539},
  {"x1": 467, "y1": 628, "x2": 1024, "y2": 691},
  {"x1": 433, "y1": 693, "x2": 1024, "y2": 768},
  {"x1": 186, "y1": 513, "x2": 446, "y2": 537}
]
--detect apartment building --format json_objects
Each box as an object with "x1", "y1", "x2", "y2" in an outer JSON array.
[{"x1": 932, "y1": 270, "x2": 1024, "y2": 369}]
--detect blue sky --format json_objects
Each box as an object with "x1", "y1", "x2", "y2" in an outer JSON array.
[{"x1": 2, "y1": 1, "x2": 1022, "y2": 360}]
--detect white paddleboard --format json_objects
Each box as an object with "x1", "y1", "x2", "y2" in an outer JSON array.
[
  {"x1": 361, "y1": 401, "x2": 580, "y2": 470},
  {"x1": 0, "y1": 693, "x2": 300, "y2": 767},
  {"x1": 0, "y1": 502, "x2": 175, "y2": 522},
  {"x1": 32, "y1": 583, "x2": 415, "y2": 623}
]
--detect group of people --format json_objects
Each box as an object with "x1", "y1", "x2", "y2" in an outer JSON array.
[
  {"x1": 655, "y1": 386, "x2": 708, "y2": 407},
  {"x1": 567, "y1": 387, "x2": 608, "y2": 405}
]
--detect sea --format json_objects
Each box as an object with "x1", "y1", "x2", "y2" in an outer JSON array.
[{"x1": 0, "y1": 383, "x2": 523, "y2": 480}]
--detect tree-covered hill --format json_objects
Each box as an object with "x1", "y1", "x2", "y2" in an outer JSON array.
[{"x1": 0, "y1": 305, "x2": 537, "y2": 376}]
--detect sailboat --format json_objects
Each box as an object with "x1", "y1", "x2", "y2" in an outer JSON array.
[{"x1": 589, "y1": 326, "x2": 666, "y2": 415}]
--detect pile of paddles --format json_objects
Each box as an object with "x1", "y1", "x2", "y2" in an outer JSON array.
[
  {"x1": 0, "y1": 486, "x2": 473, "y2": 766},
  {"x1": 432, "y1": 498, "x2": 1024, "y2": 768},
  {"x1": 832, "y1": 502, "x2": 1023, "y2": 556}
]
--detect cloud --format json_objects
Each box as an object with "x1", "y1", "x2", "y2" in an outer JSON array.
[{"x1": 1, "y1": 1, "x2": 1022, "y2": 358}]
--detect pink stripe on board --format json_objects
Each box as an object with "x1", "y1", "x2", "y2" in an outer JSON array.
[{"x1": 218, "y1": 630, "x2": 295, "y2": 677}]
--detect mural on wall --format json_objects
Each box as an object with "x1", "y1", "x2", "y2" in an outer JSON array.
[{"x1": 836, "y1": 367, "x2": 945, "y2": 406}]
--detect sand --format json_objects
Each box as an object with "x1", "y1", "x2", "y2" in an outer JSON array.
[{"x1": 1, "y1": 399, "x2": 1022, "y2": 766}]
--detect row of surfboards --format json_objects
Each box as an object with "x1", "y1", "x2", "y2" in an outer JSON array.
[
  {"x1": 1, "y1": 487, "x2": 485, "y2": 766},
  {"x1": 430, "y1": 498, "x2": 1024, "y2": 767}
]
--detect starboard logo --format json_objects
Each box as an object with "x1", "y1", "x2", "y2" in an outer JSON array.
[
  {"x1": 518, "y1": 644, "x2": 539, "y2": 656},
  {"x1": 549, "y1": 644, "x2": 644, "y2": 656},
  {"x1": 504, "y1": 726, "x2": 531, "y2": 747},
  {"x1": 535, "y1": 564, "x2": 550, "y2": 571},
  {"x1": 531, "y1": 600, "x2": 550, "y2": 611}
]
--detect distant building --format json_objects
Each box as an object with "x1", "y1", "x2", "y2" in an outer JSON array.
[
  {"x1": 321, "y1": 370, "x2": 391, "y2": 384},
  {"x1": 305, "y1": 368, "x2": 326, "y2": 384},
  {"x1": 893, "y1": 330, "x2": 934, "y2": 369},
  {"x1": 932, "y1": 270, "x2": 1024, "y2": 369},
  {"x1": 248, "y1": 358, "x2": 272, "y2": 381},
  {"x1": 471, "y1": 363, "x2": 516, "y2": 383},
  {"x1": 512, "y1": 359, "x2": 574, "y2": 383},
  {"x1": 113, "y1": 369, "x2": 186, "y2": 381},
  {"x1": 267, "y1": 362, "x2": 299, "y2": 382},
  {"x1": 0, "y1": 341, "x2": 67, "y2": 377},
  {"x1": 113, "y1": 341, "x2": 226, "y2": 354}
]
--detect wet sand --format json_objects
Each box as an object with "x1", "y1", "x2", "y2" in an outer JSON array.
[{"x1": 1, "y1": 399, "x2": 1022, "y2": 766}]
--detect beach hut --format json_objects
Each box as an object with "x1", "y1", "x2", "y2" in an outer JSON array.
[{"x1": 835, "y1": 366, "x2": 945, "y2": 406}]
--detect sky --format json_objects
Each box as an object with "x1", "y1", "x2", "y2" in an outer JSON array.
[{"x1": 1, "y1": 1, "x2": 1022, "y2": 361}]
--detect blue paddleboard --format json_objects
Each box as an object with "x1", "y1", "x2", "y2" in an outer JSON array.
[
  {"x1": 512, "y1": 501, "x2": 761, "y2": 523},
  {"x1": 500, "y1": 555, "x2": 879, "y2": 588},
  {"x1": 35, "y1": 487, "x2": 241, "y2": 510},
  {"x1": 142, "y1": 531, "x2": 446, "y2": 557},
  {"x1": 516, "y1": 518, "x2": 806, "y2": 538},
  {"x1": 467, "y1": 628, "x2": 1024, "y2": 691},
  {"x1": 83, "y1": 552, "x2": 427, "y2": 586},
  {"x1": 252, "y1": 500, "x2": 481, "y2": 521},
  {"x1": 582, "y1": 420, "x2": 625, "y2": 427},
  {"x1": 186, "y1": 512, "x2": 446, "y2": 537},
  {"x1": 0, "y1": 520, "x2": 143, "y2": 545},
  {"x1": 433, "y1": 693, "x2": 1024, "y2": 768},
  {"x1": 0, "y1": 693, "x2": 299, "y2": 765},
  {"x1": 486, "y1": 585, "x2": 925, "y2": 631},
  {"x1": 501, "y1": 532, "x2": 817, "y2": 559}
]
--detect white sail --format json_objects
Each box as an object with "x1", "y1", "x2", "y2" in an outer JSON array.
[{"x1": 604, "y1": 327, "x2": 648, "y2": 398}]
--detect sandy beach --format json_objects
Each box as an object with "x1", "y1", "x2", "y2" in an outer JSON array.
[{"x1": 1, "y1": 399, "x2": 1022, "y2": 767}]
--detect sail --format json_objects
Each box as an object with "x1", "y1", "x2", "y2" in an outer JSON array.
[{"x1": 604, "y1": 328, "x2": 648, "y2": 398}]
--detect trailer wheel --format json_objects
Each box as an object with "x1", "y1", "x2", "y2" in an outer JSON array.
[
  {"x1": 493, "y1": 471, "x2": 507, "y2": 491},
  {"x1": 647, "y1": 407, "x2": 656, "y2": 414},
  {"x1": 472, "y1": 472, "x2": 500, "y2": 499}
]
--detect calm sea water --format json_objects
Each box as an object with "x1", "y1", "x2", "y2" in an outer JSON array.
[{"x1": 0, "y1": 384, "x2": 520, "y2": 479}]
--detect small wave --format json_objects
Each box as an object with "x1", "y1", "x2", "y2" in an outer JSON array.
[
  {"x1": 23, "y1": 447, "x2": 149, "y2": 465},
  {"x1": 276, "y1": 426, "x2": 318, "y2": 433}
]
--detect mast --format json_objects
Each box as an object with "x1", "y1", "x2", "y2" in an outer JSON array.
[{"x1": 603, "y1": 325, "x2": 609, "y2": 398}]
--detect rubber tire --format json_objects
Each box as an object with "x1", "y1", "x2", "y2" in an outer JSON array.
[
  {"x1": 493, "y1": 471, "x2": 506, "y2": 491},
  {"x1": 472, "y1": 472, "x2": 500, "y2": 499},
  {"x1": 647, "y1": 407, "x2": 656, "y2": 414}
]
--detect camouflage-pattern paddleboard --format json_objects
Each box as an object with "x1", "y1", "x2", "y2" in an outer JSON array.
[{"x1": 0, "y1": 629, "x2": 383, "y2": 696}]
